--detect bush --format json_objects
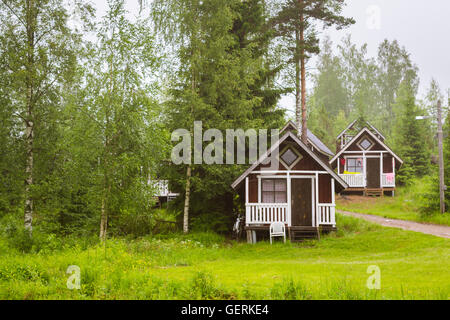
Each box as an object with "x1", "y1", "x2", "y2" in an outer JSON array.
[
  {"x1": 190, "y1": 211, "x2": 232, "y2": 234},
  {"x1": 116, "y1": 208, "x2": 178, "y2": 237}
]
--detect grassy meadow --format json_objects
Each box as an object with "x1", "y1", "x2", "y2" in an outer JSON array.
[
  {"x1": 336, "y1": 180, "x2": 450, "y2": 226},
  {"x1": 0, "y1": 214, "x2": 449, "y2": 300}
]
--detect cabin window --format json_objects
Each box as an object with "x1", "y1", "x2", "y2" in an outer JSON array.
[
  {"x1": 262, "y1": 179, "x2": 287, "y2": 203},
  {"x1": 346, "y1": 158, "x2": 363, "y2": 173},
  {"x1": 358, "y1": 137, "x2": 373, "y2": 150},
  {"x1": 279, "y1": 147, "x2": 302, "y2": 169}
]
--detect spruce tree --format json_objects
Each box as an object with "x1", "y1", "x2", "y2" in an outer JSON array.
[
  {"x1": 152, "y1": 0, "x2": 285, "y2": 233},
  {"x1": 394, "y1": 84, "x2": 430, "y2": 185}
]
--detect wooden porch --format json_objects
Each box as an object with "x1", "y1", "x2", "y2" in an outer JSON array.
[{"x1": 243, "y1": 170, "x2": 340, "y2": 243}]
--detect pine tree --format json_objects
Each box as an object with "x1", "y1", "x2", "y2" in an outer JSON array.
[
  {"x1": 394, "y1": 84, "x2": 430, "y2": 185},
  {"x1": 271, "y1": 0, "x2": 354, "y2": 143},
  {"x1": 152, "y1": 0, "x2": 285, "y2": 233}
]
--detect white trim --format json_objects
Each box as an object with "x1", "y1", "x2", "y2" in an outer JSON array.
[
  {"x1": 252, "y1": 170, "x2": 327, "y2": 174},
  {"x1": 257, "y1": 175, "x2": 316, "y2": 179},
  {"x1": 340, "y1": 151, "x2": 388, "y2": 154},
  {"x1": 311, "y1": 178, "x2": 315, "y2": 227},
  {"x1": 356, "y1": 135, "x2": 374, "y2": 151},
  {"x1": 245, "y1": 177, "x2": 249, "y2": 204},
  {"x1": 366, "y1": 121, "x2": 386, "y2": 140},
  {"x1": 330, "y1": 127, "x2": 403, "y2": 165},
  {"x1": 344, "y1": 156, "x2": 364, "y2": 173},
  {"x1": 336, "y1": 119, "x2": 386, "y2": 141},
  {"x1": 257, "y1": 176, "x2": 261, "y2": 203},
  {"x1": 336, "y1": 119, "x2": 357, "y2": 139},
  {"x1": 331, "y1": 178, "x2": 335, "y2": 204},
  {"x1": 315, "y1": 173, "x2": 319, "y2": 227},
  {"x1": 380, "y1": 153, "x2": 383, "y2": 187},
  {"x1": 278, "y1": 144, "x2": 303, "y2": 169},
  {"x1": 287, "y1": 172, "x2": 291, "y2": 226}
]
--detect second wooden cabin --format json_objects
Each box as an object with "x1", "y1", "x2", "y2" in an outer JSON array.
[{"x1": 330, "y1": 120, "x2": 403, "y2": 196}]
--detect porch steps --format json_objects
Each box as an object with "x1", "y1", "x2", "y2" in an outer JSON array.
[
  {"x1": 364, "y1": 188, "x2": 383, "y2": 197},
  {"x1": 288, "y1": 226, "x2": 320, "y2": 242}
]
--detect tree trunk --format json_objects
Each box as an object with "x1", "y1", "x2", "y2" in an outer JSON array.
[
  {"x1": 183, "y1": 165, "x2": 192, "y2": 234},
  {"x1": 24, "y1": 113, "x2": 34, "y2": 234},
  {"x1": 299, "y1": 4, "x2": 307, "y2": 144},
  {"x1": 295, "y1": 29, "x2": 301, "y2": 131},
  {"x1": 99, "y1": 194, "x2": 108, "y2": 241},
  {"x1": 24, "y1": 0, "x2": 35, "y2": 234}
]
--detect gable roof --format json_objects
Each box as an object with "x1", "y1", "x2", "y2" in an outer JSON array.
[
  {"x1": 336, "y1": 119, "x2": 357, "y2": 139},
  {"x1": 366, "y1": 121, "x2": 386, "y2": 140},
  {"x1": 231, "y1": 130, "x2": 348, "y2": 190},
  {"x1": 281, "y1": 120, "x2": 334, "y2": 157},
  {"x1": 337, "y1": 119, "x2": 386, "y2": 141},
  {"x1": 330, "y1": 127, "x2": 403, "y2": 165}
]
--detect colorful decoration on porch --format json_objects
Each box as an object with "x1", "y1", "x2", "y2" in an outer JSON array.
[
  {"x1": 385, "y1": 172, "x2": 395, "y2": 184},
  {"x1": 340, "y1": 157, "x2": 346, "y2": 166}
]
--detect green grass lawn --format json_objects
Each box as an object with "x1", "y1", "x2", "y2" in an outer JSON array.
[
  {"x1": 1, "y1": 214, "x2": 449, "y2": 300},
  {"x1": 336, "y1": 194, "x2": 450, "y2": 226}
]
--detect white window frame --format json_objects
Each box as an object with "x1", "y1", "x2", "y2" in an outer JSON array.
[
  {"x1": 278, "y1": 145, "x2": 303, "y2": 169},
  {"x1": 357, "y1": 136, "x2": 374, "y2": 151},
  {"x1": 345, "y1": 157, "x2": 364, "y2": 173}
]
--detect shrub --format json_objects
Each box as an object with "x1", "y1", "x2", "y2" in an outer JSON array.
[{"x1": 270, "y1": 278, "x2": 311, "y2": 300}]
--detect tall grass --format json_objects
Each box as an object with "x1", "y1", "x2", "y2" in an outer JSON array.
[{"x1": 0, "y1": 215, "x2": 448, "y2": 300}]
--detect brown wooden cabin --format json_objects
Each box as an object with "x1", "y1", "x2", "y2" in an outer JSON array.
[
  {"x1": 330, "y1": 120, "x2": 403, "y2": 197},
  {"x1": 231, "y1": 121, "x2": 348, "y2": 243}
]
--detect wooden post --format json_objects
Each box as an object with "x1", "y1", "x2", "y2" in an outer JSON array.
[
  {"x1": 363, "y1": 153, "x2": 367, "y2": 188},
  {"x1": 245, "y1": 177, "x2": 249, "y2": 204},
  {"x1": 246, "y1": 230, "x2": 252, "y2": 244},
  {"x1": 287, "y1": 172, "x2": 291, "y2": 227},
  {"x1": 315, "y1": 173, "x2": 319, "y2": 227},
  {"x1": 337, "y1": 157, "x2": 340, "y2": 174},
  {"x1": 331, "y1": 178, "x2": 336, "y2": 227},
  {"x1": 257, "y1": 177, "x2": 261, "y2": 203},
  {"x1": 437, "y1": 100, "x2": 446, "y2": 213},
  {"x1": 380, "y1": 153, "x2": 383, "y2": 190},
  {"x1": 331, "y1": 178, "x2": 335, "y2": 204}
]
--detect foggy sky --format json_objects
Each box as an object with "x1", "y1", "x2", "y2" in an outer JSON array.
[{"x1": 92, "y1": 0, "x2": 450, "y2": 112}]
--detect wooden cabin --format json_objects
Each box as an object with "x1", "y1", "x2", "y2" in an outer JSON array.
[
  {"x1": 150, "y1": 180, "x2": 179, "y2": 207},
  {"x1": 231, "y1": 121, "x2": 348, "y2": 243},
  {"x1": 330, "y1": 120, "x2": 403, "y2": 196}
]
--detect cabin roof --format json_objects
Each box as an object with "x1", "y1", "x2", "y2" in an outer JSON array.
[
  {"x1": 336, "y1": 119, "x2": 386, "y2": 141},
  {"x1": 281, "y1": 120, "x2": 334, "y2": 157},
  {"x1": 336, "y1": 119, "x2": 357, "y2": 139},
  {"x1": 330, "y1": 127, "x2": 403, "y2": 165},
  {"x1": 231, "y1": 130, "x2": 348, "y2": 190}
]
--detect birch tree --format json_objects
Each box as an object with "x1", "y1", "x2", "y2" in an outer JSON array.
[
  {"x1": 82, "y1": 0, "x2": 161, "y2": 240},
  {"x1": 0, "y1": 0, "x2": 90, "y2": 234}
]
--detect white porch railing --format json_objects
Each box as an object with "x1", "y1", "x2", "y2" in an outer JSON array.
[
  {"x1": 317, "y1": 204, "x2": 336, "y2": 226},
  {"x1": 246, "y1": 203, "x2": 288, "y2": 225},
  {"x1": 382, "y1": 174, "x2": 395, "y2": 187},
  {"x1": 339, "y1": 174, "x2": 365, "y2": 187}
]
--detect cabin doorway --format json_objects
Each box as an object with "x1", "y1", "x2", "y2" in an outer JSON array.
[
  {"x1": 366, "y1": 158, "x2": 380, "y2": 188},
  {"x1": 291, "y1": 178, "x2": 313, "y2": 226}
]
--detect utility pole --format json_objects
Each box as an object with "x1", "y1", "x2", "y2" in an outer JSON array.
[{"x1": 437, "y1": 100, "x2": 446, "y2": 213}]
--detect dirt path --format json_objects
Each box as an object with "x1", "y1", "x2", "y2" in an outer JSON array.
[{"x1": 337, "y1": 210, "x2": 450, "y2": 239}]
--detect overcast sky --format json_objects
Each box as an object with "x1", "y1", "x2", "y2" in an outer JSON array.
[{"x1": 92, "y1": 0, "x2": 450, "y2": 113}]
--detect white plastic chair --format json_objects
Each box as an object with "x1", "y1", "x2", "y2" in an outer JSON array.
[{"x1": 270, "y1": 222, "x2": 286, "y2": 244}]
